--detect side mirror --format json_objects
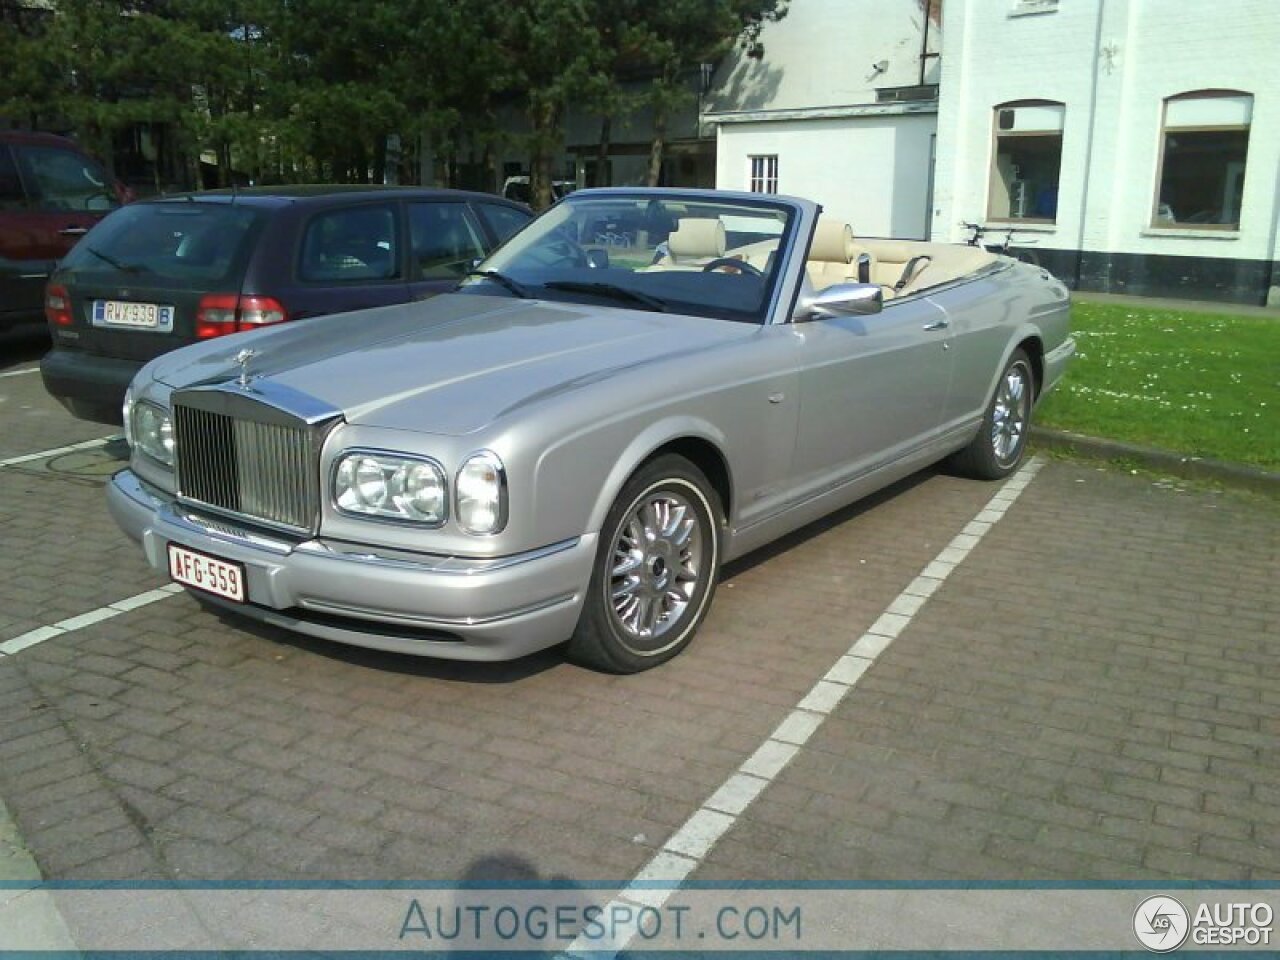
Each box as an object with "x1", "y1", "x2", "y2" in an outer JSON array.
[
  {"x1": 794, "y1": 282, "x2": 883, "y2": 322},
  {"x1": 586, "y1": 248, "x2": 610, "y2": 269}
]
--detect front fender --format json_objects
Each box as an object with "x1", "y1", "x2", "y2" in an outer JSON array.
[
  {"x1": 585, "y1": 416, "x2": 731, "y2": 534},
  {"x1": 531, "y1": 413, "x2": 731, "y2": 545}
]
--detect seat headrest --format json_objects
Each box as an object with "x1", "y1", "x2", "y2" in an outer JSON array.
[
  {"x1": 669, "y1": 218, "x2": 726, "y2": 259},
  {"x1": 810, "y1": 219, "x2": 854, "y2": 263},
  {"x1": 873, "y1": 241, "x2": 917, "y2": 264}
]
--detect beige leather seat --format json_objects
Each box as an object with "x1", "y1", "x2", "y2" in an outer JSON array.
[
  {"x1": 806, "y1": 218, "x2": 877, "y2": 290},
  {"x1": 666, "y1": 218, "x2": 726, "y2": 267},
  {"x1": 868, "y1": 241, "x2": 930, "y2": 295}
]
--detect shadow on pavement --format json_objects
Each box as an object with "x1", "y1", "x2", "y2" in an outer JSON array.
[{"x1": 0, "y1": 326, "x2": 49, "y2": 367}]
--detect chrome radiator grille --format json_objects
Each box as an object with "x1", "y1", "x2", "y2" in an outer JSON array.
[{"x1": 173, "y1": 400, "x2": 321, "y2": 534}]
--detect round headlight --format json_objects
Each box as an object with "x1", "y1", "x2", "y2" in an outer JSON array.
[
  {"x1": 401, "y1": 462, "x2": 445, "y2": 522},
  {"x1": 456, "y1": 451, "x2": 507, "y2": 535},
  {"x1": 354, "y1": 457, "x2": 388, "y2": 508},
  {"x1": 333, "y1": 451, "x2": 446, "y2": 525},
  {"x1": 133, "y1": 402, "x2": 174, "y2": 467}
]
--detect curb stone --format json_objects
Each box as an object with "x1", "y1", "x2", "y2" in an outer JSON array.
[
  {"x1": 1030, "y1": 426, "x2": 1279, "y2": 496},
  {"x1": 0, "y1": 797, "x2": 77, "y2": 950}
]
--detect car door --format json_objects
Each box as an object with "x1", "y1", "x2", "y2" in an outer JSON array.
[
  {"x1": 927, "y1": 275, "x2": 1022, "y2": 432},
  {"x1": 789, "y1": 296, "x2": 954, "y2": 500},
  {"x1": 287, "y1": 201, "x2": 408, "y2": 320},
  {"x1": 405, "y1": 200, "x2": 491, "y2": 301},
  {"x1": 0, "y1": 143, "x2": 117, "y2": 328}
]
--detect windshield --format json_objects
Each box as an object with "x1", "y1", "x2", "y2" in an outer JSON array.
[
  {"x1": 60, "y1": 201, "x2": 266, "y2": 284},
  {"x1": 465, "y1": 192, "x2": 795, "y2": 323}
]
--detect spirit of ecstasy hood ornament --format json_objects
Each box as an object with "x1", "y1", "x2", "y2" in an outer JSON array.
[{"x1": 233, "y1": 348, "x2": 258, "y2": 388}]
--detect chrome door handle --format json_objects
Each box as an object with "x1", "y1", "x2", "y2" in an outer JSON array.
[
  {"x1": 58, "y1": 226, "x2": 90, "y2": 237},
  {"x1": 922, "y1": 318, "x2": 950, "y2": 331}
]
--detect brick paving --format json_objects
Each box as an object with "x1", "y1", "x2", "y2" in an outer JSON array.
[
  {"x1": 694, "y1": 463, "x2": 1280, "y2": 883},
  {"x1": 0, "y1": 352, "x2": 117, "y2": 460},
  {"x1": 1, "y1": 359, "x2": 1277, "y2": 888}
]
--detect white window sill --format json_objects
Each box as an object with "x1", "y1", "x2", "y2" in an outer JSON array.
[
  {"x1": 985, "y1": 222, "x2": 1058, "y2": 235},
  {"x1": 1009, "y1": 0, "x2": 1059, "y2": 17},
  {"x1": 1140, "y1": 228, "x2": 1240, "y2": 240}
]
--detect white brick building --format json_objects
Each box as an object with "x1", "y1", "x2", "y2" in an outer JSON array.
[
  {"x1": 931, "y1": 0, "x2": 1280, "y2": 304},
  {"x1": 704, "y1": 0, "x2": 943, "y2": 239}
]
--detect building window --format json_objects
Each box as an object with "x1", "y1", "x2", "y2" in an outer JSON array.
[
  {"x1": 1153, "y1": 91, "x2": 1252, "y2": 229},
  {"x1": 748, "y1": 155, "x2": 778, "y2": 194},
  {"x1": 988, "y1": 101, "x2": 1064, "y2": 223}
]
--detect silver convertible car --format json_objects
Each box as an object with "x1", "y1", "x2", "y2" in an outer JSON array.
[{"x1": 108, "y1": 188, "x2": 1074, "y2": 672}]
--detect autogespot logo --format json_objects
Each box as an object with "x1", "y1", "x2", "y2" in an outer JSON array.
[{"x1": 1134, "y1": 895, "x2": 1191, "y2": 952}]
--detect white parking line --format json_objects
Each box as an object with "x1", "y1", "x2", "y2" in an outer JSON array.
[
  {"x1": 0, "y1": 366, "x2": 39, "y2": 379},
  {"x1": 0, "y1": 585, "x2": 183, "y2": 658},
  {"x1": 0, "y1": 436, "x2": 118, "y2": 470},
  {"x1": 567, "y1": 456, "x2": 1046, "y2": 956}
]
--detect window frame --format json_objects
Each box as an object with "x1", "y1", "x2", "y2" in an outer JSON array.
[
  {"x1": 747, "y1": 155, "x2": 779, "y2": 194},
  {"x1": 474, "y1": 201, "x2": 533, "y2": 246},
  {"x1": 13, "y1": 144, "x2": 117, "y2": 213},
  {"x1": 1150, "y1": 90, "x2": 1252, "y2": 232},
  {"x1": 296, "y1": 201, "x2": 403, "y2": 286},
  {"x1": 986, "y1": 100, "x2": 1065, "y2": 225},
  {"x1": 406, "y1": 199, "x2": 490, "y2": 282},
  {"x1": 0, "y1": 145, "x2": 29, "y2": 211}
]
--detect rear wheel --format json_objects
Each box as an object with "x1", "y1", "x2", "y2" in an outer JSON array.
[
  {"x1": 949, "y1": 348, "x2": 1034, "y2": 480},
  {"x1": 568, "y1": 455, "x2": 721, "y2": 673}
]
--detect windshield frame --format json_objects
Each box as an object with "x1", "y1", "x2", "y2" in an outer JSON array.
[{"x1": 470, "y1": 188, "x2": 814, "y2": 325}]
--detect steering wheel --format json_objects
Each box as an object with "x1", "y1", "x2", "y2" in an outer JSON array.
[{"x1": 701, "y1": 257, "x2": 763, "y2": 278}]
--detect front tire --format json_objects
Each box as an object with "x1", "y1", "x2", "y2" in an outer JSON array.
[
  {"x1": 950, "y1": 348, "x2": 1034, "y2": 480},
  {"x1": 568, "y1": 455, "x2": 722, "y2": 673}
]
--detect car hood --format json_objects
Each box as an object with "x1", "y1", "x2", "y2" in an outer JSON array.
[{"x1": 151, "y1": 294, "x2": 750, "y2": 435}]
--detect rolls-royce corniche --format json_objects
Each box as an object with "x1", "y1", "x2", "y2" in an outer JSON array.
[{"x1": 107, "y1": 188, "x2": 1074, "y2": 672}]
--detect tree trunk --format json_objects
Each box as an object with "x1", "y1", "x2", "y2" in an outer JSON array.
[
  {"x1": 529, "y1": 97, "x2": 559, "y2": 211},
  {"x1": 646, "y1": 110, "x2": 666, "y2": 187},
  {"x1": 595, "y1": 115, "x2": 611, "y2": 187}
]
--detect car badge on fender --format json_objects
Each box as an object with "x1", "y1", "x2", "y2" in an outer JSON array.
[{"x1": 234, "y1": 348, "x2": 258, "y2": 388}]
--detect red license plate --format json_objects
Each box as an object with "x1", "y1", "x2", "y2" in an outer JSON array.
[{"x1": 167, "y1": 543, "x2": 245, "y2": 602}]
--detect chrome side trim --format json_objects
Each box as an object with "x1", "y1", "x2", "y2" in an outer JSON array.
[
  {"x1": 1045, "y1": 336, "x2": 1077, "y2": 363},
  {"x1": 294, "y1": 536, "x2": 582, "y2": 575},
  {"x1": 295, "y1": 591, "x2": 579, "y2": 628}
]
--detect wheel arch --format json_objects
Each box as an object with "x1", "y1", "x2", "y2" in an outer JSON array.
[
  {"x1": 584, "y1": 420, "x2": 734, "y2": 535},
  {"x1": 1016, "y1": 333, "x2": 1045, "y2": 399}
]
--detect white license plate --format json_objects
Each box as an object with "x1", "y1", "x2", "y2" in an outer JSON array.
[
  {"x1": 167, "y1": 544, "x2": 245, "y2": 602},
  {"x1": 93, "y1": 299, "x2": 174, "y2": 329}
]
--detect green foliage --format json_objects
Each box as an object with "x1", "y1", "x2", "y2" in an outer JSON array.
[{"x1": 0, "y1": 0, "x2": 787, "y2": 193}]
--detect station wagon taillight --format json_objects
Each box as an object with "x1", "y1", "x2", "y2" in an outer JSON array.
[
  {"x1": 196, "y1": 294, "x2": 288, "y2": 339},
  {"x1": 45, "y1": 284, "x2": 73, "y2": 326}
]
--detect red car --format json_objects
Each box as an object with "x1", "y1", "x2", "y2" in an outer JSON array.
[{"x1": 0, "y1": 131, "x2": 130, "y2": 334}]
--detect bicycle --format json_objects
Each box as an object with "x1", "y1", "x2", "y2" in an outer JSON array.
[{"x1": 960, "y1": 221, "x2": 1042, "y2": 268}]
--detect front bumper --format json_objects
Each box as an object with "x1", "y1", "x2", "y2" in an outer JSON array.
[
  {"x1": 41, "y1": 348, "x2": 140, "y2": 425},
  {"x1": 107, "y1": 469, "x2": 596, "y2": 661}
]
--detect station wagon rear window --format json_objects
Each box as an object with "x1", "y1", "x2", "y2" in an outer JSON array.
[{"x1": 61, "y1": 202, "x2": 265, "y2": 284}]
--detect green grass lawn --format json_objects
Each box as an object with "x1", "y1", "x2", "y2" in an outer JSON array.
[{"x1": 1035, "y1": 301, "x2": 1280, "y2": 470}]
